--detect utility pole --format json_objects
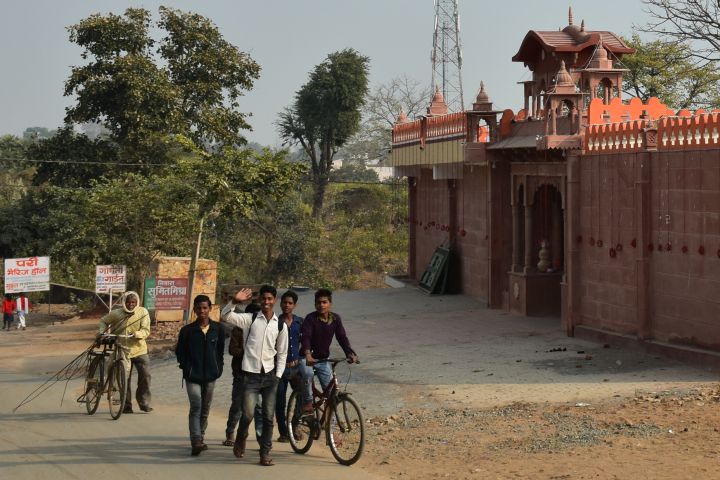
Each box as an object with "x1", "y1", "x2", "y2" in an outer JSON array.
[{"x1": 431, "y1": 0, "x2": 465, "y2": 112}]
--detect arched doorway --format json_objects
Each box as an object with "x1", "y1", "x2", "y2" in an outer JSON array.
[{"x1": 509, "y1": 179, "x2": 565, "y2": 317}]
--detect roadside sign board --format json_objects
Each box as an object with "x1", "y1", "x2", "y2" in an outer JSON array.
[
  {"x1": 143, "y1": 277, "x2": 156, "y2": 310},
  {"x1": 145, "y1": 277, "x2": 188, "y2": 310},
  {"x1": 4, "y1": 256, "x2": 50, "y2": 293},
  {"x1": 95, "y1": 265, "x2": 127, "y2": 294}
]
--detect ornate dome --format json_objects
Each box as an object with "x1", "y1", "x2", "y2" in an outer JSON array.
[
  {"x1": 476, "y1": 81, "x2": 490, "y2": 103},
  {"x1": 555, "y1": 60, "x2": 574, "y2": 87}
]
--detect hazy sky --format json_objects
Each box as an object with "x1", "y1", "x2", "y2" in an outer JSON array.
[{"x1": 0, "y1": 1, "x2": 650, "y2": 147}]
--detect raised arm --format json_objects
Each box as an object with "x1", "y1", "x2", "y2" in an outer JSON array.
[{"x1": 220, "y1": 288, "x2": 254, "y2": 327}]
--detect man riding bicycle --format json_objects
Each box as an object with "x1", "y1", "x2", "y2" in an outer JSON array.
[{"x1": 300, "y1": 289, "x2": 359, "y2": 414}]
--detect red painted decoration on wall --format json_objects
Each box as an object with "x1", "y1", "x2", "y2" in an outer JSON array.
[
  {"x1": 699, "y1": 245, "x2": 705, "y2": 255},
  {"x1": 682, "y1": 245, "x2": 688, "y2": 253},
  {"x1": 597, "y1": 240, "x2": 603, "y2": 248},
  {"x1": 460, "y1": 229, "x2": 467, "y2": 237},
  {"x1": 589, "y1": 237, "x2": 596, "y2": 246},
  {"x1": 630, "y1": 238, "x2": 637, "y2": 248},
  {"x1": 648, "y1": 243, "x2": 654, "y2": 252},
  {"x1": 609, "y1": 247, "x2": 617, "y2": 258},
  {"x1": 616, "y1": 243, "x2": 623, "y2": 252},
  {"x1": 576, "y1": 235, "x2": 583, "y2": 244},
  {"x1": 665, "y1": 243, "x2": 672, "y2": 251}
]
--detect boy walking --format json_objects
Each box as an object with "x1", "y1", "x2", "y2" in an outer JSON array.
[
  {"x1": 15, "y1": 293, "x2": 31, "y2": 330},
  {"x1": 275, "y1": 290, "x2": 308, "y2": 442},
  {"x1": 221, "y1": 285, "x2": 288, "y2": 466},
  {"x1": 2, "y1": 294, "x2": 14, "y2": 331},
  {"x1": 176, "y1": 295, "x2": 225, "y2": 456}
]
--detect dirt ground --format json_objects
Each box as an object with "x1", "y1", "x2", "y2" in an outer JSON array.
[
  {"x1": 362, "y1": 388, "x2": 720, "y2": 479},
  {"x1": 3, "y1": 300, "x2": 719, "y2": 479}
]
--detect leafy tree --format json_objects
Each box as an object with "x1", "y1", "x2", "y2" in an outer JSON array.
[
  {"x1": 0, "y1": 136, "x2": 33, "y2": 259},
  {"x1": 277, "y1": 49, "x2": 370, "y2": 217},
  {"x1": 622, "y1": 34, "x2": 720, "y2": 109},
  {"x1": 159, "y1": 143, "x2": 305, "y2": 313},
  {"x1": 3, "y1": 146, "x2": 305, "y2": 292},
  {"x1": 65, "y1": 7, "x2": 260, "y2": 159},
  {"x1": 158, "y1": 7, "x2": 260, "y2": 147},
  {"x1": 27, "y1": 127, "x2": 125, "y2": 187}
]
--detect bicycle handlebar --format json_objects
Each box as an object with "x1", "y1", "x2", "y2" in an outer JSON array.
[
  {"x1": 316, "y1": 357, "x2": 358, "y2": 366},
  {"x1": 95, "y1": 332, "x2": 134, "y2": 347}
]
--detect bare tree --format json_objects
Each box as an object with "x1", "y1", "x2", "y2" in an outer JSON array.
[
  {"x1": 641, "y1": 0, "x2": 720, "y2": 64},
  {"x1": 338, "y1": 75, "x2": 432, "y2": 165}
]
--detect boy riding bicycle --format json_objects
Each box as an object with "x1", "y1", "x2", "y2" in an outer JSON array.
[{"x1": 300, "y1": 289, "x2": 359, "y2": 414}]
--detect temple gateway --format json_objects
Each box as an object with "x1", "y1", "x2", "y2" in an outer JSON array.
[{"x1": 390, "y1": 11, "x2": 720, "y2": 360}]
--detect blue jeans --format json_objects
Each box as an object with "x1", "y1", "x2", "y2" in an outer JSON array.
[
  {"x1": 227, "y1": 373, "x2": 263, "y2": 442},
  {"x1": 225, "y1": 374, "x2": 244, "y2": 438},
  {"x1": 238, "y1": 371, "x2": 278, "y2": 456},
  {"x1": 186, "y1": 381, "x2": 215, "y2": 443},
  {"x1": 300, "y1": 359, "x2": 333, "y2": 401},
  {"x1": 275, "y1": 363, "x2": 305, "y2": 437}
]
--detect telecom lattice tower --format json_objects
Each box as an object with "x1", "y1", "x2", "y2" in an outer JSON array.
[{"x1": 431, "y1": 0, "x2": 464, "y2": 112}]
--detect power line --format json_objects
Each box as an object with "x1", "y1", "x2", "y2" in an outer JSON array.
[{"x1": 0, "y1": 156, "x2": 165, "y2": 167}]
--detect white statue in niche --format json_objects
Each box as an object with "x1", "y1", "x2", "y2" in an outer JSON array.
[{"x1": 537, "y1": 240, "x2": 551, "y2": 272}]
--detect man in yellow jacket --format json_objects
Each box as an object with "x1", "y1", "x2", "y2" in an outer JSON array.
[{"x1": 97, "y1": 291, "x2": 152, "y2": 413}]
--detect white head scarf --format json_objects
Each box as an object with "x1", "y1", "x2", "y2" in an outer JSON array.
[{"x1": 121, "y1": 291, "x2": 140, "y2": 314}]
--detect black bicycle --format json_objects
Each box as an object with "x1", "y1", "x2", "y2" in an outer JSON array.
[
  {"x1": 286, "y1": 358, "x2": 365, "y2": 465},
  {"x1": 78, "y1": 333, "x2": 128, "y2": 420}
]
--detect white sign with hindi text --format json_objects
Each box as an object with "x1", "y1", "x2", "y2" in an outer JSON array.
[
  {"x1": 95, "y1": 265, "x2": 127, "y2": 294},
  {"x1": 4, "y1": 256, "x2": 50, "y2": 293}
]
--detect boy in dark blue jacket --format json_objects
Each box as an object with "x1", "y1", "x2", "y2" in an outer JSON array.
[{"x1": 176, "y1": 295, "x2": 225, "y2": 456}]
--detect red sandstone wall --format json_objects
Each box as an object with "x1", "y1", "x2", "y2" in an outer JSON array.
[
  {"x1": 413, "y1": 168, "x2": 453, "y2": 287},
  {"x1": 649, "y1": 150, "x2": 720, "y2": 349},
  {"x1": 454, "y1": 166, "x2": 489, "y2": 300},
  {"x1": 576, "y1": 154, "x2": 639, "y2": 334},
  {"x1": 576, "y1": 150, "x2": 720, "y2": 349},
  {"x1": 411, "y1": 166, "x2": 489, "y2": 301}
]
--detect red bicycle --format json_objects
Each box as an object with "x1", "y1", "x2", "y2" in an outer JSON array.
[{"x1": 286, "y1": 358, "x2": 365, "y2": 465}]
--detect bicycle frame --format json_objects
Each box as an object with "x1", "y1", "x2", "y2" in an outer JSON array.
[
  {"x1": 79, "y1": 333, "x2": 129, "y2": 419},
  {"x1": 287, "y1": 357, "x2": 364, "y2": 465}
]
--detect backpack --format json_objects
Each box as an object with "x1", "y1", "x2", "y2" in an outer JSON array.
[{"x1": 243, "y1": 311, "x2": 284, "y2": 349}]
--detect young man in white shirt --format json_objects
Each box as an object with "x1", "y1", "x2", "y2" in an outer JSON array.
[{"x1": 220, "y1": 285, "x2": 288, "y2": 467}]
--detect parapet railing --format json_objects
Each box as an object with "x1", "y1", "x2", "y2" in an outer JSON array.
[
  {"x1": 657, "y1": 113, "x2": 720, "y2": 150},
  {"x1": 585, "y1": 111, "x2": 720, "y2": 153},
  {"x1": 391, "y1": 112, "x2": 489, "y2": 147},
  {"x1": 585, "y1": 120, "x2": 649, "y2": 152}
]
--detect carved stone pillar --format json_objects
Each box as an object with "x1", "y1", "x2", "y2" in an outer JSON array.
[
  {"x1": 524, "y1": 203, "x2": 534, "y2": 274},
  {"x1": 511, "y1": 202, "x2": 520, "y2": 272},
  {"x1": 551, "y1": 194, "x2": 562, "y2": 270}
]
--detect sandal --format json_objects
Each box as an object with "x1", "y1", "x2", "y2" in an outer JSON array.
[
  {"x1": 222, "y1": 439, "x2": 234, "y2": 447},
  {"x1": 259, "y1": 455, "x2": 274, "y2": 466}
]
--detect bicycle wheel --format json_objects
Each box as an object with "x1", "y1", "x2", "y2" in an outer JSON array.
[
  {"x1": 84, "y1": 356, "x2": 102, "y2": 415},
  {"x1": 286, "y1": 390, "x2": 314, "y2": 454},
  {"x1": 108, "y1": 361, "x2": 127, "y2": 420},
  {"x1": 326, "y1": 395, "x2": 365, "y2": 465}
]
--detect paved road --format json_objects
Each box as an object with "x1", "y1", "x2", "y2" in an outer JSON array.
[
  {"x1": 0, "y1": 372, "x2": 380, "y2": 480},
  {"x1": 1, "y1": 286, "x2": 716, "y2": 479}
]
